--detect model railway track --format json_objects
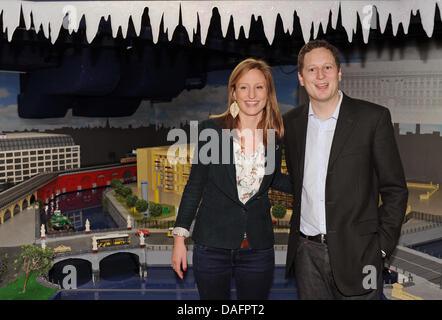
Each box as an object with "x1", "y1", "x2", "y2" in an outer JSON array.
[
  {"x1": 57, "y1": 162, "x2": 136, "y2": 176},
  {"x1": 0, "y1": 163, "x2": 136, "y2": 210},
  {"x1": 0, "y1": 172, "x2": 58, "y2": 210},
  {"x1": 388, "y1": 246, "x2": 442, "y2": 286}
]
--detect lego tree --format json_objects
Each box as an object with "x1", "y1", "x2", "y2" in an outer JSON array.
[
  {"x1": 149, "y1": 203, "x2": 162, "y2": 217},
  {"x1": 126, "y1": 194, "x2": 138, "y2": 211},
  {"x1": 117, "y1": 185, "x2": 132, "y2": 198},
  {"x1": 111, "y1": 178, "x2": 122, "y2": 189},
  {"x1": 14, "y1": 245, "x2": 54, "y2": 293},
  {"x1": 271, "y1": 204, "x2": 287, "y2": 222},
  {"x1": 135, "y1": 199, "x2": 148, "y2": 213}
]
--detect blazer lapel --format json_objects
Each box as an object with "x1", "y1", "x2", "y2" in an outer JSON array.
[
  {"x1": 222, "y1": 134, "x2": 242, "y2": 203},
  {"x1": 328, "y1": 94, "x2": 357, "y2": 169},
  {"x1": 293, "y1": 104, "x2": 309, "y2": 182},
  {"x1": 226, "y1": 136, "x2": 238, "y2": 193},
  {"x1": 209, "y1": 124, "x2": 240, "y2": 203}
]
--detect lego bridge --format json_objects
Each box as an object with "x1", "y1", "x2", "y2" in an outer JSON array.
[{"x1": 0, "y1": 163, "x2": 136, "y2": 224}]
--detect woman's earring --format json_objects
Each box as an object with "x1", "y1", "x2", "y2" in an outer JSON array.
[{"x1": 230, "y1": 101, "x2": 239, "y2": 118}]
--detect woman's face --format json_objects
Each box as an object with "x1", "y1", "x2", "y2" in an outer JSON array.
[{"x1": 233, "y1": 68, "x2": 268, "y2": 120}]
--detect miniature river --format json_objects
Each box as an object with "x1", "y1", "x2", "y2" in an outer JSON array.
[
  {"x1": 51, "y1": 266, "x2": 298, "y2": 300},
  {"x1": 41, "y1": 188, "x2": 117, "y2": 234}
]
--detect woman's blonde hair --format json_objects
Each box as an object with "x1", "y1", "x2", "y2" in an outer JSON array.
[{"x1": 210, "y1": 58, "x2": 284, "y2": 146}]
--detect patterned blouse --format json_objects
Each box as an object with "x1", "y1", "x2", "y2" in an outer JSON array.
[
  {"x1": 232, "y1": 135, "x2": 265, "y2": 204},
  {"x1": 171, "y1": 131, "x2": 266, "y2": 238}
]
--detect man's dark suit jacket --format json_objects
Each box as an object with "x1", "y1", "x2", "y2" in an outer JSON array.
[
  {"x1": 175, "y1": 118, "x2": 292, "y2": 250},
  {"x1": 283, "y1": 93, "x2": 408, "y2": 296}
]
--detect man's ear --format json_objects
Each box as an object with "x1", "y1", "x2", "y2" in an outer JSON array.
[
  {"x1": 338, "y1": 67, "x2": 342, "y2": 82},
  {"x1": 298, "y1": 72, "x2": 305, "y2": 87}
]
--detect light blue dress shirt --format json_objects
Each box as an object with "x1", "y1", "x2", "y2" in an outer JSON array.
[{"x1": 300, "y1": 91, "x2": 343, "y2": 236}]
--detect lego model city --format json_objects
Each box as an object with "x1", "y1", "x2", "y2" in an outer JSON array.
[{"x1": 0, "y1": 0, "x2": 441, "y2": 303}]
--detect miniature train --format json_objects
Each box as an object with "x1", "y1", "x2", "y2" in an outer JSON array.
[
  {"x1": 120, "y1": 153, "x2": 137, "y2": 164},
  {"x1": 93, "y1": 233, "x2": 131, "y2": 248}
]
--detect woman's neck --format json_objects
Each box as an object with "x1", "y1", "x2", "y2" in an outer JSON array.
[
  {"x1": 238, "y1": 112, "x2": 262, "y2": 132},
  {"x1": 237, "y1": 113, "x2": 264, "y2": 156}
]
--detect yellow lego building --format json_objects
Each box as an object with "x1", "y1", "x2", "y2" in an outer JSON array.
[
  {"x1": 136, "y1": 144, "x2": 195, "y2": 209},
  {"x1": 137, "y1": 144, "x2": 293, "y2": 215}
]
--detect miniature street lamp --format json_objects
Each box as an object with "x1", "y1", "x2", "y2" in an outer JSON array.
[
  {"x1": 140, "y1": 232, "x2": 145, "y2": 248},
  {"x1": 92, "y1": 236, "x2": 98, "y2": 253},
  {"x1": 40, "y1": 224, "x2": 46, "y2": 240},
  {"x1": 127, "y1": 215, "x2": 132, "y2": 230},
  {"x1": 85, "y1": 219, "x2": 91, "y2": 234}
]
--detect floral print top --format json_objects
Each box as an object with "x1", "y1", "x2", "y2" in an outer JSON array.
[
  {"x1": 233, "y1": 135, "x2": 266, "y2": 204},
  {"x1": 171, "y1": 131, "x2": 266, "y2": 238}
]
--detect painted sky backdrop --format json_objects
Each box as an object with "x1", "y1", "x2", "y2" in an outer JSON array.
[{"x1": 0, "y1": 67, "x2": 441, "y2": 135}]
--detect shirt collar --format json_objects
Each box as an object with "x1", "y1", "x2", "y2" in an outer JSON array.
[{"x1": 308, "y1": 90, "x2": 343, "y2": 120}]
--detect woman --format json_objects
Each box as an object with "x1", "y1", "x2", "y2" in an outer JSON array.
[{"x1": 171, "y1": 58, "x2": 292, "y2": 300}]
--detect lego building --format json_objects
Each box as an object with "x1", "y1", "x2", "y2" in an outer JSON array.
[
  {"x1": 0, "y1": 132, "x2": 81, "y2": 184},
  {"x1": 268, "y1": 149, "x2": 293, "y2": 210},
  {"x1": 136, "y1": 144, "x2": 194, "y2": 208},
  {"x1": 137, "y1": 143, "x2": 293, "y2": 210}
]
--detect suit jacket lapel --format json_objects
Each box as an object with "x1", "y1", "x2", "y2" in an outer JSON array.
[
  {"x1": 328, "y1": 94, "x2": 357, "y2": 169},
  {"x1": 293, "y1": 104, "x2": 309, "y2": 182},
  {"x1": 292, "y1": 95, "x2": 357, "y2": 179}
]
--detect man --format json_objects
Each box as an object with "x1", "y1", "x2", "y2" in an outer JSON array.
[{"x1": 283, "y1": 40, "x2": 408, "y2": 299}]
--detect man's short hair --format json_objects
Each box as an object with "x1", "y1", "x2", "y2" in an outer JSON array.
[{"x1": 297, "y1": 40, "x2": 341, "y2": 74}]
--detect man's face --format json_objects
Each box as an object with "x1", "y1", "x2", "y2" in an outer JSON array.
[{"x1": 298, "y1": 47, "x2": 342, "y2": 106}]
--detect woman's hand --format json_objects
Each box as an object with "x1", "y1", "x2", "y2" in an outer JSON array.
[{"x1": 171, "y1": 235, "x2": 187, "y2": 279}]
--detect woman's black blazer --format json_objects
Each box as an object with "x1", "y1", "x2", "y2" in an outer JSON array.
[{"x1": 174, "y1": 118, "x2": 292, "y2": 249}]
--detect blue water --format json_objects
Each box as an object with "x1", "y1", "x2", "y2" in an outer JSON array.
[
  {"x1": 410, "y1": 238, "x2": 442, "y2": 259},
  {"x1": 64, "y1": 206, "x2": 118, "y2": 231},
  {"x1": 41, "y1": 188, "x2": 118, "y2": 234},
  {"x1": 52, "y1": 266, "x2": 298, "y2": 300}
]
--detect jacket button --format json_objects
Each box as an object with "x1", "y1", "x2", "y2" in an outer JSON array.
[{"x1": 243, "y1": 208, "x2": 248, "y2": 212}]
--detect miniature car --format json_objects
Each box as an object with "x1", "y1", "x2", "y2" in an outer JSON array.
[
  {"x1": 168, "y1": 227, "x2": 173, "y2": 238},
  {"x1": 53, "y1": 245, "x2": 72, "y2": 253},
  {"x1": 136, "y1": 229, "x2": 150, "y2": 237}
]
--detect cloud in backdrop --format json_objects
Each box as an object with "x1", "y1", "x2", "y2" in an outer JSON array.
[
  {"x1": 2, "y1": 66, "x2": 440, "y2": 134},
  {"x1": 0, "y1": 66, "x2": 300, "y2": 131}
]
